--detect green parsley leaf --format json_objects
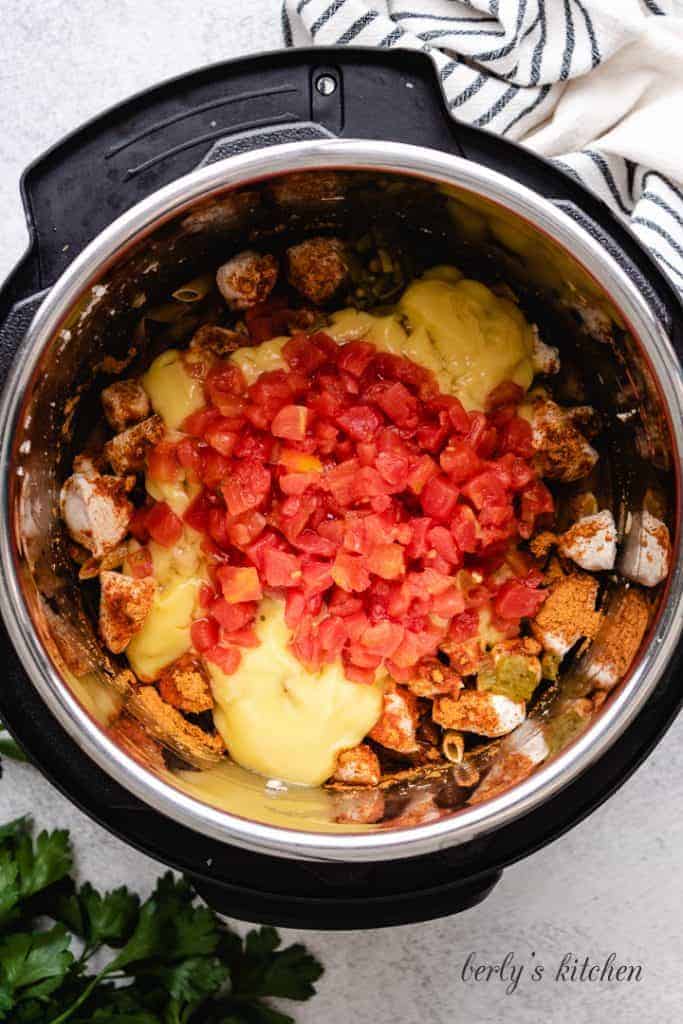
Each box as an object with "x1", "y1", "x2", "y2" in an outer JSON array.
[
  {"x1": 0, "y1": 925, "x2": 73, "y2": 1018},
  {"x1": 232, "y1": 930, "x2": 323, "y2": 1002},
  {"x1": 15, "y1": 830, "x2": 72, "y2": 902}
]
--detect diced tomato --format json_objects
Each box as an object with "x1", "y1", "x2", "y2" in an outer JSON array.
[
  {"x1": 204, "y1": 418, "x2": 239, "y2": 457},
  {"x1": 450, "y1": 504, "x2": 478, "y2": 553},
  {"x1": 176, "y1": 437, "x2": 204, "y2": 480},
  {"x1": 221, "y1": 461, "x2": 271, "y2": 516},
  {"x1": 147, "y1": 441, "x2": 181, "y2": 484},
  {"x1": 361, "y1": 620, "x2": 404, "y2": 657},
  {"x1": 331, "y1": 549, "x2": 371, "y2": 593},
  {"x1": 183, "y1": 491, "x2": 213, "y2": 534},
  {"x1": 449, "y1": 608, "x2": 479, "y2": 642},
  {"x1": 329, "y1": 587, "x2": 363, "y2": 617},
  {"x1": 249, "y1": 370, "x2": 293, "y2": 421},
  {"x1": 390, "y1": 630, "x2": 424, "y2": 669},
  {"x1": 201, "y1": 449, "x2": 233, "y2": 489},
  {"x1": 225, "y1": 626, "x2": 259, "y2": 648},
  {"x1": 263, "y1": 548, "x2": 302, "y2": 588},
  {"x1": 271, "y1": 404, "x2": 309, "y2": 441},
  {"x1": 128, "y1": 504, "x2": 151, "y2": 543},
  {"x1": 375, "y1": 450, "x2": 411, "y2": 489},
  {"x1": 127, "y1": 546, "x2": 153, "y2": 578},
  {"x1": 486, "y1": 380, "x2": 525, "y2": 410},
  {"x1": 440, "y1": 441, "x2": 482, "y2": 483},
  {"x1": 209, "y1": 599, "x2": 257, "y2": 632},
  {"x1": 300, "y1": 560, "x2": 334, "y2": 597},
  {"x1": 367, "y1": 543, "x2": 405, "y2": 580},
  {"x1": 293, "y1": 531, "x2": 337, "y2": 558},
  {"x1": 206, "y1": 365, "x2": 248, "y2": 414},
  {"x1": 494, "y1": 579, "x2": 547, "y2": 619},
  {"x1": 427, "y1": 525, "x2": 462, "y2": 566},
  {"x1": 519, "y1": 480, "x2": 555, "y2": 537},
  {"x1": 325, "y1": 459, "x2": 360, "y2": 506},
  {"x1": 146, "y1": 502, "x2": 183, "y2": 547},
  {"x1": 467, "y1": 412, "x2": 498, "y2": 457},
  {"x1": 204, "y1": 644, "x2": 242, "y2": 675},
  {"x1": 337, "y1": 340, "x2": 375, "y2": 377},
  {"x1": 284, "y1": 589, "x2": 306, "y2": 629},
  {"x1": 462, "y1": 470, "x2": 508, "y2": 511},
  {"x1": 318, "y1": 615, "x2": 348, "y2": 658},
  {"x1": 499, "y1": 415, "x2": 534, "y2": 458},
  {"x1": 216, "y1": 565, "x2": 263, "y2": 604},
  {"x1": 342, "y1": 660, "x2": 377, "y2": 685},
  {"x1": 373, "y1": 381, "x2": 419, "y2": 427},
  {"x1": 432, "y1": 586, "x2": 465, "y2": 618},
  {"x1": 207, "y1": 508, "x2": 232, "y2": 550},
  {"x1": 282, "y1": 333, "x2": 329, "y2": 373},
  {"x1": 351, "y1": 466, "x2": 388, "y2": 503},
  {"x1": 420, "y1": 474, "x2": 459, "y2": 521},
  {"x1": 233, "y1": 428, "x2": 275, "y2": 462},
  {"x1": 416, "y1": 419, "x2": 449, "y2": 453},
  {"x1": 278, "y1": 448, "x2": 323, "y2": 474},
  {"x1": 407, "y1": 454, "x2": 439, "y2": 495},
  {"x1": 226, "y1": 510, "x2": 266, "y2": 549},
  {"x1": 336, "y1": 404, "x2": 383, "y2": 442},
  {"x1": 183, "y1": 406, "x2": 223, "y2": 437},
  {"x1": 191, "y1": 618, "x2": 219, "y2": 653}
]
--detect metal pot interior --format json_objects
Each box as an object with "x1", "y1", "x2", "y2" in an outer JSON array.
[{"x1": 5, "y1": 152, "x2": 680, "y2": 856}]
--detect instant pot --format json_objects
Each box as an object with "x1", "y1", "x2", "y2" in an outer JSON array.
[{"x1": 0, "y1": 47, "x2": 681, "y2": 929}]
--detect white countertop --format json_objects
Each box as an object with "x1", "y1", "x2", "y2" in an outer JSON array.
[{"x1": 1, "y1": 3, "x2": 681, "y2": 1021}]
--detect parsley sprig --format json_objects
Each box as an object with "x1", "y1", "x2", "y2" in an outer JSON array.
[{"x1": 0, "y1": 817, "x2": 323, "y2": 1023}]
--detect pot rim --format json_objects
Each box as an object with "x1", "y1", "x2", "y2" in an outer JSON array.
[{"x1": 1, "y1": 138, "x2": 681, "y2": 862}]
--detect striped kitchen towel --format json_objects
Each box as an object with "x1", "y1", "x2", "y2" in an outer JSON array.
[{"x1": 283, "y1": 0, "x2": 683, "y2": 296}]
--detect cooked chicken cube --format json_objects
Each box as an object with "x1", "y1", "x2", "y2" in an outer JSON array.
[
  {"x1": 181, "y1": 191, "x2": 261, "y2": 234},
  {"x1": 333, "y1": 788, "x2": 385, "y2": 825},
  {"x1": 389, "y1": 793, "x2": 443, "y2": 827},
  {"x1": 101, "y1": 379, "x2": 150, "y2": 432},
  {"x1": 60, "y1": 472, "x2": 133, "y2": 559},
  {"x1": 269, "y1": 171, "x2": 348, "y2": 208},
  {"x1": 104, "y1": 415, "x2": 164, "y2": 474},
  {"x1": 99, "y1": 571, "x2": 155, "y2": 654},
  {"x1": 109, "y1": 713, "x2": 166, "y2": 772},
  {"x1": 72, "y1": 453, "x2": 102, "y2": 479},
  {"x1": 333, "y1": 744, "x2": 381, "y2": 786},
  {"x1": 369, "y1": 684, "x2": 419, "y2": 754},
  {"x1": 189, "y1": 323, "x2": 246, "y2": 357},
  {"x1": 531, "y1": 571, "x2": 601, "y2": 657},
  {"x1": 469, "y1": 722, "x2": 549, "y2": 803},
  {"x1": 126, "y1": 686, "x2": 225, "y2": 768},
  {"x1": 286, "y1": 237, "x2": 348, "y2": 305},
  {"x1": 215, "y1": 250, "x2": 278, "y2": 310},
  {"x1": 433, "y1": 690, "x2": 525, "y2": 738},
  {"x1": 404, "y1": 657, "x2": 462, "y2": 698},
  {"x1": 531, "y1": 327, "x2": 560, "y2": 375},
  {"x1": 158, "y1": 654, "x2": 213, "y2": 714},
  {"x1": 439, "y1": 636, "x2": 483, "y2": 677},
  {"x1": 559, "y1": 509, "x2": 617, "y2": 572},
  {"x1": 583, "y1": 588, "x2": 649, "y2": 689},
  {"x1": 529, "y1": 398, "x2": 599, "y2": 482},
  {"x1": 618, "y1": 510, "x2": 670, "y2": 587}
]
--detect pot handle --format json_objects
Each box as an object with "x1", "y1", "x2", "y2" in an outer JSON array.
[
  {"x1": 189, "y1": 865, "x2": 501, "y2": 930},
  {"x1": 1, "y1": 46, "x2": 462, "y2": 319}
]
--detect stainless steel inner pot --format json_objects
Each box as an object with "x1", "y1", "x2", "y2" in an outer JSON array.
[{"x1": 1, "y1": 140, "x2": 681, "y2": 862}]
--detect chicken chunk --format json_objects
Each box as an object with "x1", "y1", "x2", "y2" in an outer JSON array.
[
  {"x1": 369, "y1": 685, "x2": 419, "y2": 754},
  {"x1": 529, "y1": 398, "x2": 599, "y2": 482},
  {"x1": 531, "y1": 327, "x2": 560, "y2": 376},
  {"x1": 286, "y1": 237, "x2": 348, "y2": 305},
  {"x1": 109, "y1": 713, "x2": 166, "y2": 772},
  {"x1": 332, "y1": 744, "x2": 381, "y2": 786},
  {"x1": 104, "y1": 415, "x2": 164, "y2": 474},
  {"x1": 469, "y1": 722, "x2": 549, "y2": 804},
  {"x1": 101, "y1": 379, "x2": 150, "y2": 432},
  {"x1": 559, "y1": 509, "x2": 617, "y2": 572},
  {"x1": 433, "y1": 690, "x2": 525, "y2": 738},
  {"x1": 189, "y1": 323, "x2": 247, "y2": 358},
  {"x1": 99, "y1": 571, "x2": 155, "y2": 654},
  {"x1": 215, "y1": 250, "x2": 278, "y2": 310},
  {"x1": 583, "y1": 588, "x2": 650, "y2": 689},
  {"x1": 158, "y1": 654, "x2": 213, "y2": 714},
  {"x1": 531, "y1": 571, "x2": 601, "y2": 657},
  {"x1": 333, "y1": 788, "x2": 385, "y2": 825},
  {"x1": 269, "y1": 171, "x2": 348, "y2": 209},
  {"x1": 60, "y1": 472, "x2": 133, "y2": 559},
  {"x1": 404, "y1": 657, "x2": 462, "y2": 699},
  {"x1": 618, "y1": 510, "x2": 670, "y2": 587},
  {"x1": 439, "y1": 636, "x2": 483, "y2": 677},
  {"x1": 126, "y1": 686, "x2": 225, "y2": 768}
]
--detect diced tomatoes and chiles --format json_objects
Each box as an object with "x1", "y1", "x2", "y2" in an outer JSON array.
[{"x1": 136, "y1": 332, "x2": 554, "y2": 683}]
